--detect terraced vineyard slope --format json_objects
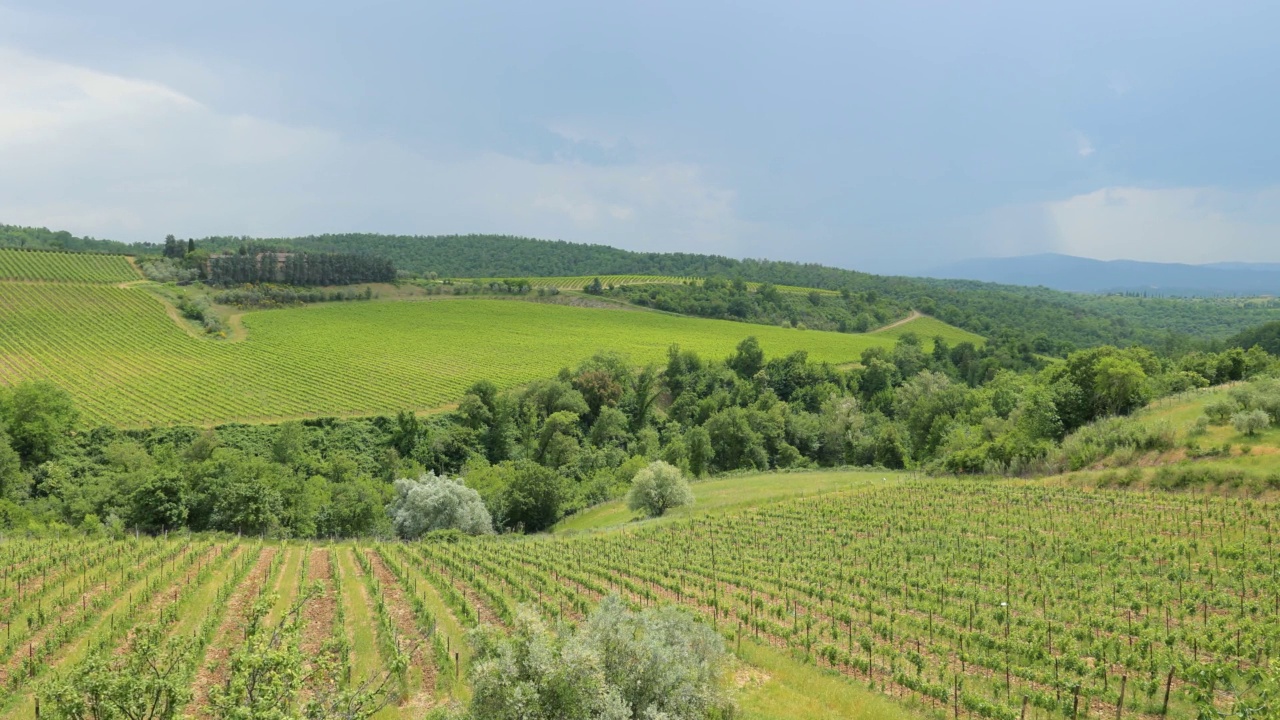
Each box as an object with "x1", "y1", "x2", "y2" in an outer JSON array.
[
  {"x1": 0, "y1": 278, "x2": 976, "y2": 426},
  {"x1": 0, "y1": 248, "x2": 139, "y2": 283}
]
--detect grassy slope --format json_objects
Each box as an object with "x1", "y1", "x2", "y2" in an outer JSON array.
[
  {"x1": 554, "y1": 468, "x2": 910, "y2": 533},
  {"x1": 736, "y1": 640, "x2": 927, "y2": 720},
  {"x1": 1051, "y1": 384, "x2": 1280, "y2": 489},
  {"x1": 0, "y1": 282, "x2": 980, "y2": 427}
]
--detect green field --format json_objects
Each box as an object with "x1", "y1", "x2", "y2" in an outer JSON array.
[
  {"x1": 0, "y1": 248, "x2": 139, "y2": 283},
  {"x1": 554, "y1": 469, "x2": 908, "y2": 533},
  {"x1": 9, "y1": 470, "x2": 1271, "y2": 719},
  {"x1": 0, "y1": 280, "x2": 979, "y2": 427}
]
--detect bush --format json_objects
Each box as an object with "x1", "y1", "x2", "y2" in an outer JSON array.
[
  {"x1": 1205, "y1": 398, "x2": 1242, "y2": 425},
  {"x1": 465, "y1": 596, "x2": 735, "y2": 720},
  {"x1": 1051, "y1": 417, "x2": 1175, "y2": 472},
  {"x1": 626, "y1": 461, "x2": 694, "y2": 518},
  {"x1": 1233, "y1": 410, "x2": 1271, "y2": 437},
  {"x1": 387, "y1": 472, "x2": 493, "y2": 539}
]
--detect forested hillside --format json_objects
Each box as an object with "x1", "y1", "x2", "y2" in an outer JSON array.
[{"x1": 0, "y1": 224, "x2": 154, "y2": 255}]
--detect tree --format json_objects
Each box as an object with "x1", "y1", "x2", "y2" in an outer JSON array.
[
  {"x1": 390, "y1": 410, "x2": 421, "y2": 458},
  {"x1": 727, "y1": 336, "x2": 764, "y2": 379},
  {"x1": 387, "y1": 472, "x2": 493, "y2": 538},
  {"x1": 626, "y1": 461, "x2": 694, "y2": 518},
  {"x1": 0, "y1": 380, "x2": 79, "y2": 466},
  {"x1": 0, "y1": 430, "x2": 20, "y2": 499},
  {"x1": 703, "y1": 407, "x2": 766, "y2": 471},
  {"x1": 1232, "y1": 409, "x2": 1271, "y2": 436},
  {"x1": 129, "y1": 469, "x2": 189, "y2": 532},
  {"x1": 535, "y1": 411, "x2": 582, "y2": 469},
  {"x1": 1093, "y1": 356, "x2": 1148, "y2": 416},
  {"x1": 686, "y1": 426, "x2": 713, "y2": 478},
  {"x1": 272, "y1": 421, "x2": 307, "y2": 466},
  {"x1": 467, "y1": 596, "x2": 734, "y2": 720},
  {"x1": 584, "y1": 277, "x2": 604, "y2": 295},
  {"x1": 500, "y1": 460, "x2": 565, "y2": 533},
  {"x1": 1204, "y1": 399, "x2": 1241, "y2": 425},
  {"x1": 40, "y1": 625, "x2": 197, "y2": 720},
  {"x1": 588, "y1": 407, "x2": 630, "y2": 448}
]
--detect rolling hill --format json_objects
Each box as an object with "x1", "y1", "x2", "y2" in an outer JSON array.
[
  {"x1": 10, "y1": 223, "x2": 1280, "y2": 347},
  {"x1": 0, "y1": 249, "x2": 977, "y2": 427}
]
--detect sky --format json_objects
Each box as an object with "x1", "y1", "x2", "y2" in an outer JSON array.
[{"x1": 2, "y1": 1, "x2": 1279, "y2": 274}]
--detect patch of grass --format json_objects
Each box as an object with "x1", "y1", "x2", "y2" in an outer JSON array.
[
  {"x1": 735, "y1": 640, "x2": 927, "y2": 720},
  {"x1": 554, "y1": 469, "x2": 909, "y2": 533}
]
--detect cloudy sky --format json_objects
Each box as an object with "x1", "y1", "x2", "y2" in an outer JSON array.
[{"x1": 2, "y1": 1, "x2": 1279, "y2": 273}]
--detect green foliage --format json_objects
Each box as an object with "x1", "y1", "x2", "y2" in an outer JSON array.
[
  {"x1": 0, "y1": 379, "x2": 79, "y2": 466},
  {"x1": 1232, "y1": 409, "x2": 1271, "y2": 436},
  {"x1": 39, "y1": 625, "x2": 196, "y2": 720},
  {"x1": 464, "y1": 596, "x2": 734, "y2": 720},
  {"x1": 1204, "y1": 398, "x2": 1242, "y2": 425},
  {"x1": 0, "y1": 224, "x2": 153, "y2": 254},
  {"x1": 0, "y1": 429, "x2": 20, "y2": 499},
  {"x1": 388, "y1": 472, "x2": 493, "y2": 538},
  {"x1": 182, "y1": 231, "x2": 1280, "y2": 345},
  {"x1": 205, "y1": 248, "x2": 394, "y2": 287},
  {"x1": 625, "y1": 461, "x2": 694, "y2": 517},
  {"x1": 1229, "y1": 319, "x2": 1280, "y2": 355},
  {"x1": 487, "y1": 460, "x2": 566, "y2": 533}
]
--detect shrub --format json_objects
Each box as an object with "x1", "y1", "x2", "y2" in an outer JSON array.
[
  {"x1": 1189, "y1": 416, "x2": 1210, "y2": 437},
  {"x1": 1204, "y1": 398, "x2": 1242, "y2": 425},
  {"x1": 626, "y1": 461, "x2": 694, "y2": 518},
  {"x1": 466, "y1": 596, "x2": 735, "y2": 720},
  {"x1": 387, "y1": 472, "x2": 493, "y2": 539},
  {"x1": 1232, "y1": 410, "x2": 1271, "y2": 437}
]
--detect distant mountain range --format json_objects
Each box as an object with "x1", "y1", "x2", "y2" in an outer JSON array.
[{"x1": 924, "y1": 254, "x2": 1280, "y2": 296}]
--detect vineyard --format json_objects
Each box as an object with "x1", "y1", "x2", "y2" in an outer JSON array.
[
  {"x1": 0, "y1": 282, "x2": 975, "y2": 427},
  {"x1": 0, "y1": 249, "x2": 139, "y2": 284},
  {"x1": 2, "y1": 480, "x2": 1274, "y2": 719}
]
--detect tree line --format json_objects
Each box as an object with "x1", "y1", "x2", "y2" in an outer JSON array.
[{"x1": 205, "y1": 247, "x2": 395, "y2": 286}]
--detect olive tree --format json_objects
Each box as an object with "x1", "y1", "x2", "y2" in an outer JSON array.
[
  {"x1": 1232, "y1": 409, "x2": 1271, "y2": 437},
  {"x1": 388, "y1": 472, "x2": 493, "y2": 539},
  {"x1": 626, "y1": 461, "x2": 694, "y2": 518},
  {"x1": 465, "y1": 596, "x2": 734, "y2": 720}
]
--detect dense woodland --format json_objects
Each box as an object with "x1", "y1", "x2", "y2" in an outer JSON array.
[
  {"x1": 1230, "y1": 319, "x2": 1280, "y2": 355},
  {"x1": 0, "y1": 326, "x2": 1269, "y2": 538}
]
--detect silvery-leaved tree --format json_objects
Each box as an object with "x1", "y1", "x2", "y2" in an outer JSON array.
[
  {"x1": 387, "y1": 472, "x2": 494, "y2": 539},
  {"x1": 626, "y1": 461, "x2": 695, "y2": 518}
]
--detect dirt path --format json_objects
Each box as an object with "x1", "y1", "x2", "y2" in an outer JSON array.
[{"x1": 870, "y1": 309, "x2": 922, "y2": 333}]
